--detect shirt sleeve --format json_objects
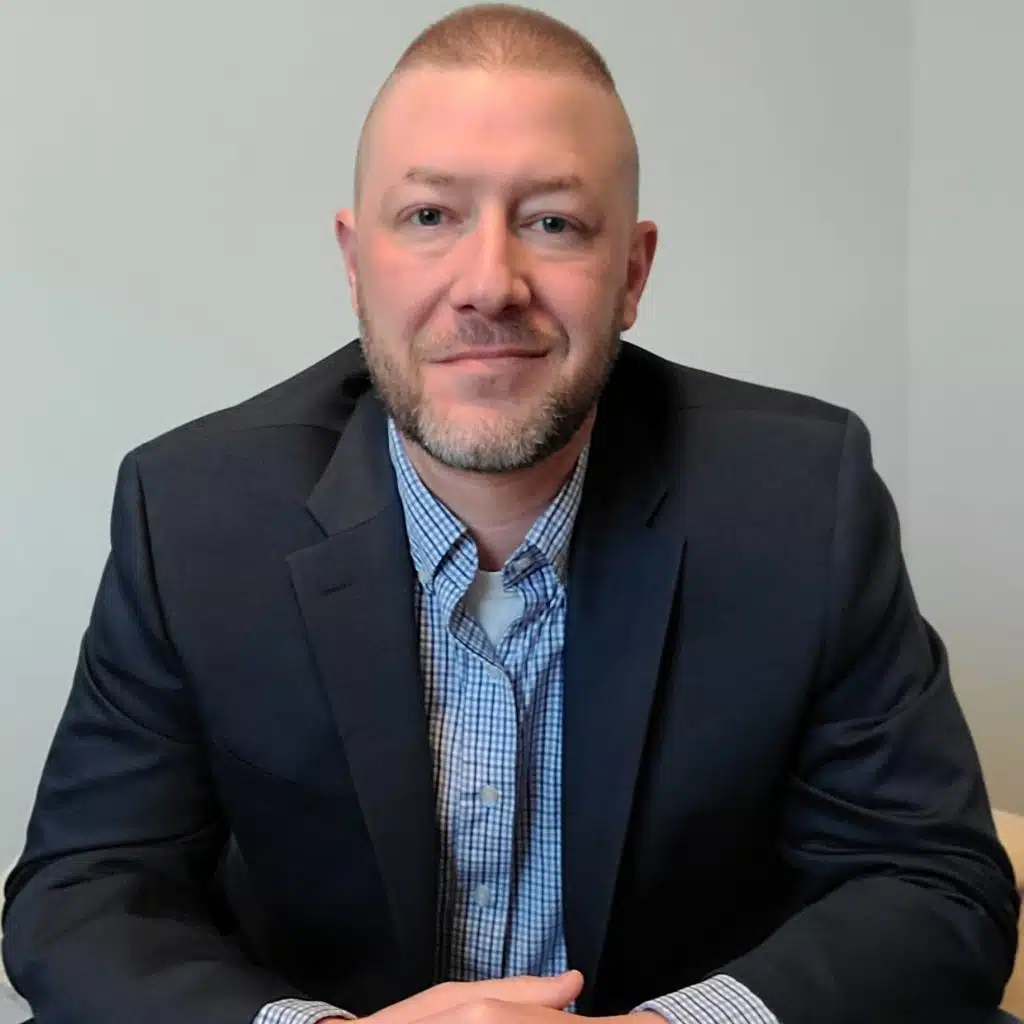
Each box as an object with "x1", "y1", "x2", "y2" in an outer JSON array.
[
  {"x1": 255, "y1": 998, "x2": 356, "y2": 1024},
  {"x1": 634, "y1": 974, "x2": 778, "y2": 1024}
]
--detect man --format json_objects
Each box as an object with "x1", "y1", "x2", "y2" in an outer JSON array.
[{"x1": 2, "y1": 5, "x2": 1019, "y2": 1024}]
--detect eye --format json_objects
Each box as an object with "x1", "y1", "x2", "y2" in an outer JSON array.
[
  {"x1": 534, "y1": 215, "x2": 571, "y2": 235},
  {"x1": 410, "y1": 207, "x2": 446, "y2": 228}
]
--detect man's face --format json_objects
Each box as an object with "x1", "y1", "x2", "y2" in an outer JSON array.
[{"x1": 337, "y1": 67, "x2": 657, "y2": 472}]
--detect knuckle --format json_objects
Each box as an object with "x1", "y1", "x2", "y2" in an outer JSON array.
[{"x1": 465, "y1": 998, "x2": 499, "y2": 1022}]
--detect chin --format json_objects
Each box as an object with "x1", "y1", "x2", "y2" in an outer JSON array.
[
  {"x1": 413, "y1": 403, "x2": 548, "y2": 468},
  {"x1": 432, "y1": 401, "x2": 540, "y2": 436}
]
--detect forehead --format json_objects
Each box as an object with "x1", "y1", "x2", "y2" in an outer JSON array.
[{"x1": 364, "y1": 67, "x2": 626, "y2": 192}]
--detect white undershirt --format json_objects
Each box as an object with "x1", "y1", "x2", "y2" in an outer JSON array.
[{"x1": 461, "y1": 569, "x2": 525, "y2": 649}]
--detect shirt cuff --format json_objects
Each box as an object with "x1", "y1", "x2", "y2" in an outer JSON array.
[
  {"x1": 634, "y1": 974, "x2": 778, "y2": 1024},
  {"x1": 255, "y1": 997, "x2": 356, "y2": 1024}
]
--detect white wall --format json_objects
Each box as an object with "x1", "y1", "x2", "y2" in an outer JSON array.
[
  {"x1": 0, "y1": 1, "x2": 1015, "y2": 874},
  {"x1": 906, "y1": 0, "x2": 1024, "y2": 809}
]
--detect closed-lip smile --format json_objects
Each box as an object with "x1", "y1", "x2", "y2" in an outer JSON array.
[{"x1": 438, "y1": 347, "x2": 547, "y2": 363}]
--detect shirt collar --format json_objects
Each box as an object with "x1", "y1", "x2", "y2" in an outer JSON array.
[{"x1": 387, "y1": 417, "x2": 589, "y2": 591}]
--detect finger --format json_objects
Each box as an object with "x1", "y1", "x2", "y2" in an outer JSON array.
[{"x1": 474, "y1": 970, "x2": 584, "y2": 1009}]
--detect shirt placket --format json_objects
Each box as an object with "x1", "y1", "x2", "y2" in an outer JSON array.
[
  {"x1": 441, "y1": 573, "x2": 520, "y2": 982},
  {"x1": 455, "y1": 650, "x2": 518, "y2": 980},
  {"x1": 501, "y1": 568, "x2": 570, "y2": 981}
]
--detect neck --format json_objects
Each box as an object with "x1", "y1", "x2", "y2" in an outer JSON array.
[{"x1": 401, "y1": 412, "x2": 595, "y2": 571}]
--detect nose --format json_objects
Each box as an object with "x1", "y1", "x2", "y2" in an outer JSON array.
[{"x1": 448, "y1": 207, "x2": 531, "y2": 317}]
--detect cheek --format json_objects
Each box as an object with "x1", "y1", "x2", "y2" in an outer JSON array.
[
  {"x1": 545, "y1": 265, "x2": 620, "y2": 341},
  {"x1": 359, "y1": 238, "x2": 439, "y2": 328}
]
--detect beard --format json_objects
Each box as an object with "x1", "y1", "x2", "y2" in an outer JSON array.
[{"x1": 358, "y1": 297, "x2": 624, "y2": 473}]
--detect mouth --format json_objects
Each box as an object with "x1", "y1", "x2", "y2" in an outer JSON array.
[{"x1": 437, "y1": 347, "x2": 548, "y2": 364}]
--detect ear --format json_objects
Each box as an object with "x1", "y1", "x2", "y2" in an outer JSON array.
[
  {"x1": 334, "y1": 209, "x2": 360, "y2": 316},
  {"x1": 619, "y1": 220, "x2": 658, "y2": 332}
]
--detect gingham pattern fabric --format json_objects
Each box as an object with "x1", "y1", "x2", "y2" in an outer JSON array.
[
  {"x1": 397, "y1": 423, "x2": 584, "y2": 986},
  {"x1": 258, "y1": 1001, "x2": 355, "y2": 1024},
  {"x1": 257, "y1": 420, "x2": 776, "y2": 1024},
  {"x1": 635, "y1": 976, "x2": 777, "y2": 1024}
]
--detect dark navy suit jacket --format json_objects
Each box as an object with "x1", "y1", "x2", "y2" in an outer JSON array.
[{"x1": 3, "y1": 341, "x2": 1019, "y2": 1024}]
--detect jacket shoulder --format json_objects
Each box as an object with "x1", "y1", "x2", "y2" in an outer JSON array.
[
  {"x1": 618, "y1": 343, "x2": 849, "y2": 427},
  {"x1": 127, "y1": 341, "x2": 369, "y2": 468}
]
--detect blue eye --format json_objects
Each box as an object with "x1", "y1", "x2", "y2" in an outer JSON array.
[
  {"x1": 413, "y1": 208, "x2": 445, "y2": 227},
  {"x1": 538, "y1": 216, "x2": 569, "y2": 234}
]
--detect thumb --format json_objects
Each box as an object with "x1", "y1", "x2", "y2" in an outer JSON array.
[{"x1": 488, "y1": 970, "x2": 584, "y2": 1009}]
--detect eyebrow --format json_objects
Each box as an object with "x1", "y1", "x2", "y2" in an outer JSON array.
[{"x1": 399, "y1": 166, "x2": 587, "y2": 197}]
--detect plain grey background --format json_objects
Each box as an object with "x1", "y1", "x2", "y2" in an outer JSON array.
[{"x1": 1, "y1": 0, "x2": 1021, "y2": 915}]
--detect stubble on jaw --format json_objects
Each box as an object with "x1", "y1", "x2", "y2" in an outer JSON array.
[{"x1": 356, "y1": 293, "x2": 624, "y2": 473}]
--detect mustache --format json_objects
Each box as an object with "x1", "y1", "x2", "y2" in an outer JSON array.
[{"x1": 422, "y1": 317, "x2": 563, "y2": 359}]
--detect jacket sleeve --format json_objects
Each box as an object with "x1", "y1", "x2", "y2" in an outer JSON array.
[
  {"x1": 722, "y1": 412, "x2": 1020, "y2": 1024},
  {"x1": 1, "y1": 454, "x2": 310, "y2": 1024}
]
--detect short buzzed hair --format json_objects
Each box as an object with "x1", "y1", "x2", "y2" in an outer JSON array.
[
  {"x1": 395, "y1": 3, "x2": 617, "y2": 88},
  {"x1": 354, "y1": 4, "x2": 638, "y2": 214}
]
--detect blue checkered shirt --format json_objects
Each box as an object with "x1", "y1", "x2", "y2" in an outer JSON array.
[{"x1": 256, "y1": 420, "x2": 777, "y2": 1024}]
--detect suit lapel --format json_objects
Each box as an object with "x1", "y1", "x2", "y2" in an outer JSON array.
[
  {"x1": 563, "y1": 360, "x2": 687, "y2": 1009},
  {"x1": 288, "y1": 387, "x2": 437, "y2": 992}
]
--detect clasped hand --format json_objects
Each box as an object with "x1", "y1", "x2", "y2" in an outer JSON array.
[{"x1": 321, "y1": 971, "x2": 662, "y2": 1024}]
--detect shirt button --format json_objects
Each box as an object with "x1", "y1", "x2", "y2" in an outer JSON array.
[
  {"x1": 472, "y1": 884, "x2": 493, "y2": 907},
  {"x1": 479, "y1": 785, "x2": 501, "y2": 806}
]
